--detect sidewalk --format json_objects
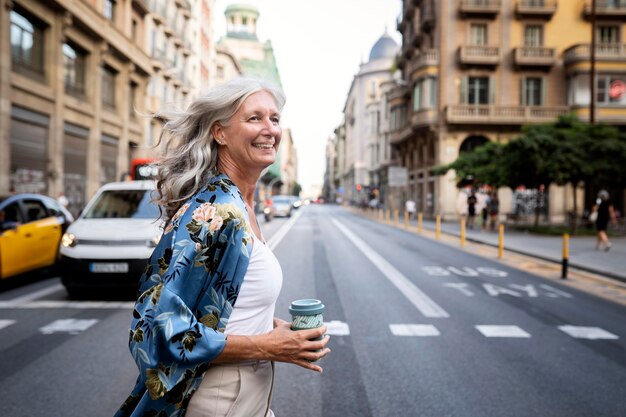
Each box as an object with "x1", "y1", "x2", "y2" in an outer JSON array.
[{"x1": 420, "y1": 219, "x2": 626, "y2": 283}]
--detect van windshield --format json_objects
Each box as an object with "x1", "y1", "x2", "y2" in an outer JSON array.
[{"x1": 83, "y1": 190, "x2": 159, "y2": 219}]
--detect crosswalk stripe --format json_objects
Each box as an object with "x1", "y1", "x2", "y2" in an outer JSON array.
[
  {"x1": 324, "y1": 320, "x2": 350, "y2": 336},
  {"x1": 389, "y1": 324, "x2": 440, "y2": 336},
  {"x1": 39, "y1": 319, "x2": 99, "y2": 335},
  {"x1": 332, "y1": 218, "x2": 449, "y2": 318},
  {"x1": 475, "y1": 325, "x2": 531, "y2": 338},
  {"x1": 0, "y1": 319, "x2": 16, "y2": 330},
  {"x1": 558, "y1": 325, "x2": 619, "y2": 340}
]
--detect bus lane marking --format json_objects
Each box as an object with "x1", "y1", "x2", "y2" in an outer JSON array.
[
  {"x1": 476, "y1": 325, "x2": 531, "y2": 338},
  {"x1": 332, "y1": 219, "x2": 449, "y2": 318},
  {"x1": 558, "y1": 326, "x2": 619, "y2": 340},
  {"x1": 0, "y1": 319, "x2": 16, "y2": 330},
  {"x1": 39, "y1": 319, "x2": 99, "y2": 335}
]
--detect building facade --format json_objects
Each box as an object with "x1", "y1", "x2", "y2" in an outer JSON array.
[
  {"x1": 0, "y1": 0, "x2": 212, "y2": 216},
  {"x1": 391, "y1": 0, "x2": 626, "y2": 221}
]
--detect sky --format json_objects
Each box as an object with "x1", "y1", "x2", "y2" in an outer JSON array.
[{"x1": 212, "y1": 0, "x2": 402, "y2": 197}]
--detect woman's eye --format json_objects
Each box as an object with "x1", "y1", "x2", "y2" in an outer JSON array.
[
  {"x1": 249, "y1": 115, "x2": 260, "y2": 121},
  {"x1": 271, "y1": 117, "x2": 280, "y2": 124}
]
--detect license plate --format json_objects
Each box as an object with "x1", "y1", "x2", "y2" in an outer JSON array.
[{"x1": 89, "y1": 262, "x2": 129, "y2": 273}]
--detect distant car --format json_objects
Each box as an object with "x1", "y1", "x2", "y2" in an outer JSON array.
[
  {"x1": 262, "y1": 198, "x2": 275, "y2": 222},
  {"x1": 271, "y1": 195, "x2": 293, "y2": 217},
  {"x1": 59, "y1": 181, "x2": 161, "y2": 297},
  {"x1": 290, "y1": 196, "x2": 302, "y2": 209},
  {"x1": 0, "y1": 193, "x2": 73, "y2": 279}
]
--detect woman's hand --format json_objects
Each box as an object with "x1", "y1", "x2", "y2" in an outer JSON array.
[{"x1": 261, "y1": 318, "x2": 331, "y2": 372}]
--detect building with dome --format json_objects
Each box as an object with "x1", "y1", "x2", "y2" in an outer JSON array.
[{"x1": 336, "y1": 30, "x2": 399, "y2": 205}]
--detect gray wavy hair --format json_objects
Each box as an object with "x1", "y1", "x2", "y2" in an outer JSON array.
[{"x1": 153, "y1": 77, "x2": 286, "y2": 223}]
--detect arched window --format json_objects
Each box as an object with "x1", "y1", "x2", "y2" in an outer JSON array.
[{"x1": 460, "y1": 135, "x2": 489, "y2": 154}]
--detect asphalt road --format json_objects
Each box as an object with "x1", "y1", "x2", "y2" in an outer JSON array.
[{"x1": 0, "y1": 205, "x2": 624, "y2": 417}]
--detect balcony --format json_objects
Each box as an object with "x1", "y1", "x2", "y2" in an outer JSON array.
[
  {"x1": 420, "y1": 5, "x2": 435, "y2": 31},
  {"x1": 132, "y1": 0, "x2": 150, "y2": 16},
  {"x1": 446, "y1": 105, "x2": 570, "y2": 124},
  {"x1": 408, "y1": 49, "x2": 439, "y2": 75},
  {"x1": 150, "y1": 48, "x2": 166, "y2": 70},
  {"x1": 412, "y1": 109, "x2": 438, "y2": 127},
  {"x1": 515, "y1": 0, "x2": 557, "y2": 19},
  {"x1": 458, "y1": 45, "x2": 501, "y2": 66},
  {"x1": 583, "y1": 1, "x2": 626, "y2": 19},
  {"x1": 563, "y1": 43, "x2": 626, "y2": 66},
  {"x1": 513, "y1": 46, "x2": 556, "y2": 67},
  {"x1": 389, "y1": 122, "x2": 413, "y2": 145},
  {"x1": 459, "y1": 0, "x2": 502, "y2": 17}
]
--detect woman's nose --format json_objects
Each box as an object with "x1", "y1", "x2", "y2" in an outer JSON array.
[{"x1": 264, "y1": 118, "x2": 281, "y2": 136}]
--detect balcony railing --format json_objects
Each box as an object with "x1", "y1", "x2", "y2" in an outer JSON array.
[
  {"x1": 446, "y1": 105, "x2": 570, "y2": 124},
  {"x1": 515, "y1": 0, "x2": 557, "y2": 18},
  {"x1": 389, "y1": 122, "x2": 413, "y2": 145},
  {"x1": 408, "y1": 49, "x2": 439, "y2": 75},
  {"x1": 458, "y1": 45, "x2": 500, "y2": 66},
  {"x1": 563, "y1": 43, "x2": 626, "y2": 65},
  {"x1": 459, "y1": 0, "x2": 502, "y2": 17},
  {"x1": 412, "y1": 109, "x2": 438, "y2": 127},
  {"x1": 583, "y1": 1, "x2": 626, "y2": 18},
  {"x1": 513, "y1": 46, "x2": 556, "y2": 67}
]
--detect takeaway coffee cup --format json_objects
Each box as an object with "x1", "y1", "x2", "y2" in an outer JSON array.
[{"x1": 289, "y1": 298, "x2": 325, "y2": 334}]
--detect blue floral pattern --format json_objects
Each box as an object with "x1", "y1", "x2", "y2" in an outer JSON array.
[{"x1": 115, "y1": 173, "x2": 253, "y2": 417}]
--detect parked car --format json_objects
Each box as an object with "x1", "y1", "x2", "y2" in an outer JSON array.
[
  {"x1": 290, "y1": 196, "x2": 302, "y2": 209},
  {"x1": 0, "y1": 193, "x2": 73, "y2": 279},
  {"x1": 59, "y1": 181, "x2": 161, "y2": 297},
  {"x1": 271, "y1": 195, "x2": 293, "y2": 218},
  {"x1": 262, "y1": 198, "x2": 275, "y2": 222}
]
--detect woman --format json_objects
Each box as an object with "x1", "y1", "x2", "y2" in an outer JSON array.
[
  {"x1": 115, "y1": 78, "x2": 330, "y2": 417},
  {"x1": 592, "y1": 190, "x2": 617, "y2": 251}
]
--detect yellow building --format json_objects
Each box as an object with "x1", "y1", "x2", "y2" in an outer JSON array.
[
  {"x1": 0, "y1": 0, "x2": 211, "y2": 217},
  {"x1": 393, "y1": 0, "x2": 626, "y2": 222}
]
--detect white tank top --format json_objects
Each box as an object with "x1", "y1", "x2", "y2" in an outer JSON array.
[{"x1": 224, "y1": 235, "x2": 283, "y2": 336}]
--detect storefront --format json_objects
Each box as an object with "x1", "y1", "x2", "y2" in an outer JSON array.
[
  {"x1": 63, "y1": 122, "x2": 88, "y2": 217},
  {"x1": 9, "y1": 105, "x2": 49, "y2": 195}
]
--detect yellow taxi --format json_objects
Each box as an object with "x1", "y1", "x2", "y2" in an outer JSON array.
[{"x1": 0, "y1": 194, "x2": 73, "y2": 279}]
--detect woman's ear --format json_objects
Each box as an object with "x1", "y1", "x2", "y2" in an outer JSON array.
[{"x1": 211, "y1": 123, "x2": 224, "y2": 143}]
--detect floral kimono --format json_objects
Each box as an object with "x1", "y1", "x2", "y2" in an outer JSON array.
[{"x1": 115, "y1": 173, "x2": 253, "y2": 417}]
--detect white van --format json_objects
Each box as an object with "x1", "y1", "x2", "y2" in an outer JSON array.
[{"x1": 59, "y1": 181, "x2": 162, "y2": 297}]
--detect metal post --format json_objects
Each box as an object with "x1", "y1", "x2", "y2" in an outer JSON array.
[
  {"x1": 404, "y1": 210, "x2": 409, "y2": 229},
  {"x1": 418, "y1": 212, "x2": 423, "y2": 234},
  {"x1": 498, "y1": 224, "x2": 504, "y2": 259},
  {"x1": 435, "y1": 214, "x2": 441, "y2": 239},
  {"x1": 561, "y1": 233, "x2": 570, "y2": 279},
  {"x1": 394, "y1": 209, "x2": 399, "y2": 226},
  {"x1": 385, "y1": 209, "x2": 390, "y2": 224},
  {"x1": 460, "y1": 217, "x2": 466, "y2": 247}
]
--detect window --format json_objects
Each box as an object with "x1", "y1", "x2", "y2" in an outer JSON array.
[
  {"x1": 129, "y1": 83, "x2": 137, "y2": 117},
  {"x1": 524, "y1": 25, "x2": 543, "y2": 47},
  {"x1": 597, "y1": 75, "x2": 626, "y2": 105},
  {"x1": 521, "y1": 77, "x2": 543, "y2": 106},
  {"x1": 63, "y1": 43, "x2": 86, "y2": 97},
  {"x1": 413, "y1": 82, "x2": 422, "y2": 111},
  {"x1": 104, "y1": 0, "x2": 116, "y2": 21},
  {"x1": 597, "y1": 26, "x2": 619, "y2": 44},
  {"x1": 463, "y1": 77, "x2": 491, "y2": 105},
  {"x1": 132, "y1": 19, "x2": 138, "y2": 40},
  {"x1": 101, "y1": 66, "x2": 117, "y2": 109},
  {"x1": 470, "y1": 23, "x2": 487, "y2": 46},
  {"x1": 242, "y1": 16, "x2": 248, "y2": 25},
  {"x1": 10, "y1": 9, "x2": 44, "y2": 74}
]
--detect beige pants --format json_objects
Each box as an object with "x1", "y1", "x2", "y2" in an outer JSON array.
[{"x1": 186, "y1": 361, "x2": 275, "y2": 417}]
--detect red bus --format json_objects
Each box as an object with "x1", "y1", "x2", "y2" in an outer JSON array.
[{"x1": 130, "y1": 158, "x2": 158, "y2": 180}]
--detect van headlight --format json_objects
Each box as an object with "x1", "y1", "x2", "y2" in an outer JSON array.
[
  {"x1": 61, "y1": 233, "x2": 78, "y2": 248},
  {"x1": 147, "y1": 235, "x2": 161, "y2": 248}
]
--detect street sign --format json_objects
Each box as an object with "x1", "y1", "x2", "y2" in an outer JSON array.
[{"x1": 388, "y1": 166, "x2": 408, "y2": 187}]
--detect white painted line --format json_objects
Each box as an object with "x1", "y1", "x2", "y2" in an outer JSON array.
[
  {"x1": 2, "y1": 283, "x2": 65, "y2": 307},
  {"x1": 0, "y1": 301, "x2": 134, "y2": 309},
  {"x1": 389, "y1": 324, "x2": 440, "y2": 336},
  {"x1": 39, "y1": 319, "x2": 99, "y2": 335},
  {"x1": 540, "y1": 284, "x2": 573, "y2": 298},
  {"x1": 324, "y1": 320, "x2": 350, "y2": 336},
  {"x1": 267, "y1": 210, "x2": 302, "y2": 251},
  {"x1": 0, "y1": 319, "x2": 16, "y2": 330},
  {"x1": 332, "y1": 218, "x2": 449, "y2": 318},
  {"x1": 558, "y1": 326, "x2": 619, "y2": 340},
  {"x1": 475, "y1": 325, "x2": 531, "y2": 338}
]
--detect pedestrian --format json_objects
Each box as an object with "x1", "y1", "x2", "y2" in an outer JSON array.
[
  {"x1": 488, "y1": 192, "x2": 499, "y2": 231},
  {"x1": 466, "y1": 191, "x2": 477, "y2": 229},
  {"x1": 591, "y1": 190, "x2": 617, "y2": 251},
  {"x1": 57, "y1": 192, "x2": 69, "y2": 208},
  {"x1": 405, "y1": 198, "x2": 416, "y2": 220},
  {"x1": 115, "y1": 78, "x2": 330, "y2": 417}
]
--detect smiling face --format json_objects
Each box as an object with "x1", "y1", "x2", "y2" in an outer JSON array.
[{"x1": 213, "y1": 90, "x2": 282, "y2": 179}]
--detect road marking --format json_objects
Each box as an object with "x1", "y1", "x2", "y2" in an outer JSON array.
[
  {"x1": 324, "y1": 320, "x2": 350, "y2": 336},
  {"x1": 0, "y1": 319, "x2": 16, "y2": 330},
  {"x1": 443, "y1": 282, "x2": 475, "y2": 296},
  {"x1": 540, "y1": 284, "x2": 573, "y2": 298},
  {"x1": 332, "y1": 218, "x2": 449, "y2": 318},
  {"x1": 267, "y1": 210, "x2": 302, "y2": 251},
  {"x1": 421, "y1": 266, "x2": 508, "y2": 278},
  {"x1": 475, "y1": 325, "x2": 531, "y2": 338},
  {"x1": 389, "y1": 324, "x2": 440, "y2": 336},
  {"x1": 39, "y1": 319, "x2": 99, "y2": 335},
  {"x1": 2, "y1": 283, "x2": 65, "y2": 307},
  {"x1": 558, "y1": 326, "x2": 619, "y2": 340},
  {"x1": 0, "y1": 300, "x2": 134, "y2": 309}
]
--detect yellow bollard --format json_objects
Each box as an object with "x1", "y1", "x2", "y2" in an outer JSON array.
[
  {"x1": 378, "y1": 208, "x2": 382, "y2": 222},
  {"x1": 418, "y1": 212, "x2": 423, "y2": 234},
  {"x1": 435, "y1": 214, "x2": 441, "y2": 239},
  {"x1": 385, "y1": 209, "x2": 390, "y2": 224},
  {"x1": 394, "y1": 210, "x2": 399, "y2": 226},
  {"x1": 498, "y1": 224, "x2": 504, "y2": 259},
  {"x1": 404, "y1": 211, "x2": 409, "y2": 229},
  {"x1": 460, "y1": 217, "x2": 466, "y2": 247},
  {"x1": 561, "y1": 233, "x2": 569, "y2": 279}
]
